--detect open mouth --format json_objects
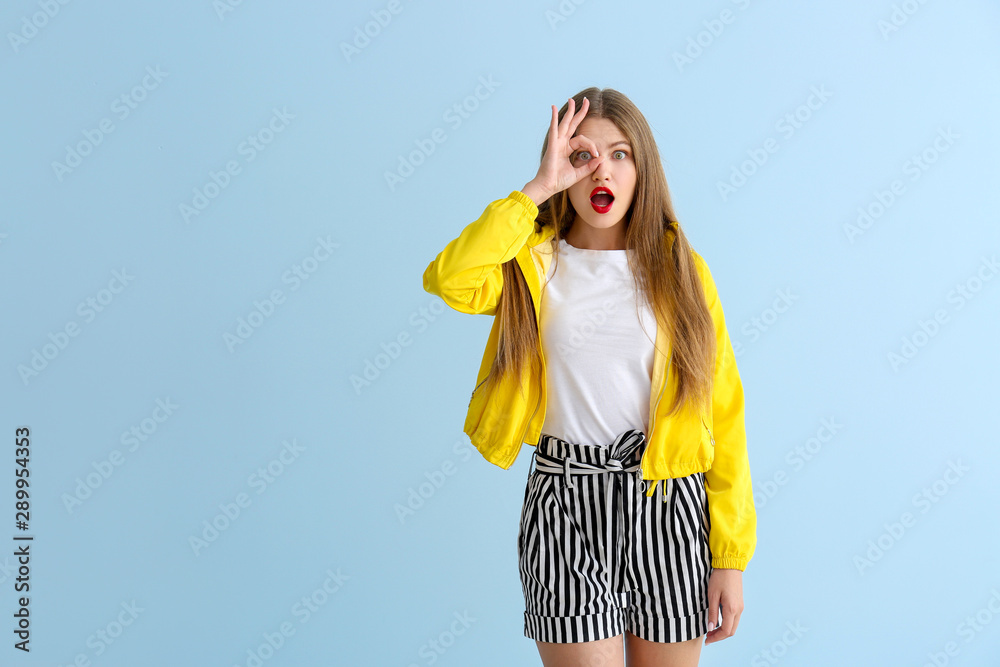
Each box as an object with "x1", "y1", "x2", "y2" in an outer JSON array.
[{"x1": 590, "y1": 187, "x2": 614, "y2": 213}]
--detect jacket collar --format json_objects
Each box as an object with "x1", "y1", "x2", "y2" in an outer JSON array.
[{"x1": 526, "y1": 221, "x2": 557, "y2": 250}]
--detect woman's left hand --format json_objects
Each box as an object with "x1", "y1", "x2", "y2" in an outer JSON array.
[{"x1": 704, "y1": 568, "x2": 744, "y2": 644}]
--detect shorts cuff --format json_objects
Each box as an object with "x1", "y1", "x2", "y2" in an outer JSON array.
[
  {"x1": 524, "y1": 609, "x2": 625, "y2": 644},
  {"x1": 627, "y1": 606, "x2": 708, "y2": 643}
]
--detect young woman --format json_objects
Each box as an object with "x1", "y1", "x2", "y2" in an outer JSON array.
[{"x1": 422, "y1": 88, "x2": 756, "y2": 667}]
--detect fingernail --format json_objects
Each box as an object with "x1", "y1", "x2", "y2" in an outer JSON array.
[{"x1": 707, "y1": 620, "x2": 715, "y2": 631}]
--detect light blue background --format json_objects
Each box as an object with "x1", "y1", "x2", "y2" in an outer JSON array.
[{"x1": 2, "y1": 0, "x2": 999, "y2": 665}]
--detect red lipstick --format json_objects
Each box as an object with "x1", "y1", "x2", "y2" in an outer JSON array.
[{"x1": 590, "y1": 186, "x2": 614, "y2": 214}]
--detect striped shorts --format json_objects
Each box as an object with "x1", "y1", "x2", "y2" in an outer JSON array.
[{"x1": 517, "y1": 428, "x2": 712, "y2": 644}]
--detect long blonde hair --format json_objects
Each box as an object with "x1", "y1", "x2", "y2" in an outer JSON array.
[{"x1": 486, "y1": 87, "x2": 716, "y2": 418}]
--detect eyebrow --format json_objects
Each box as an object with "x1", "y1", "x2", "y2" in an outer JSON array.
[{"x1": 574, "y1": 140, "x2": 631, "y2": 149}]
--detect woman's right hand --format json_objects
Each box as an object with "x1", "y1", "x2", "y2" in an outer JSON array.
[{"x1": 525, "y1": 97, "x2": 605, "y2": 204}]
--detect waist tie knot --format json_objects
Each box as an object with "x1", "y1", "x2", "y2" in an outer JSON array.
[
  {"x1": 533, "y1": 429, "x2": 646, "y2": 490},
  {"x1": 531, "y1": 429, "x2": 672, "y2": 502}
]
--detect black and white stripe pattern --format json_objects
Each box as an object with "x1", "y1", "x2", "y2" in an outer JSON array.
[{"x1": 517, "y1": 428, "x2": 712, "y2": 644}]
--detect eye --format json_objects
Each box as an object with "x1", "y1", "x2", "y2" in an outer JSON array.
[{"x1": 574, "y1": 149, "x2": 629, "y2": 161}]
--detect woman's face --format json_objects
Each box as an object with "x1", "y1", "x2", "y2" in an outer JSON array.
[{"x1": 566, "y1": 116, "x2": 637, "y2": 244}]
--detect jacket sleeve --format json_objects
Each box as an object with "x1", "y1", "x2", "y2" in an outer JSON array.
[
  {"x1": 422, "y1": 190, "x2": 539, "y2": 316},
  {"x1": 695, "y1": 253, "x2": 757, "y2": 571}
]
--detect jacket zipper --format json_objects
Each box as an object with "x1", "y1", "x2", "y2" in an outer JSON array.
[
  {"x1": 519, "y1": 384, "x2": 541, "y2": 448},
  {"x1": 647, "y1": 349, "x2": 672, "y2": 438},
  {"x1": 520, "y1": 325, "x2": 547, "y2": 446},
  {"x1": 468, "y1": 376, "x2": 489, "y2": 408},
  {"x1": 641, "y1": 349, "x2": 672, "y2": 480},
  {"x1": 519, "y1": 303, "x2": 547, "y2": 446}
]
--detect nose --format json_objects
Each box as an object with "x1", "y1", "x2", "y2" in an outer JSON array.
[{"x1": 592, "y1": 156, "x2": 612, "y2": 181}]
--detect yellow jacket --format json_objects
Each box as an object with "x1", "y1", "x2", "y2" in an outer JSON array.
[{"x1": 422, "y1": 190, "x2": 756, "y2": 571}]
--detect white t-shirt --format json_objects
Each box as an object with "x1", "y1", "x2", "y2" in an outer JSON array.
[{"x1": 538, "y1": 237, "x2": 657, "y2": 446}]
